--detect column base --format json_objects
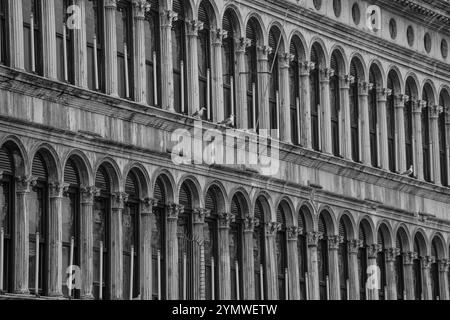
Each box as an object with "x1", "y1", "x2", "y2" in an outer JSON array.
[{"x1": 80, "y1": 294, "x2": 95, "y2": 300}]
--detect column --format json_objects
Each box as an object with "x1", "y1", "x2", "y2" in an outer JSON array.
[
  {"x1": 47, "y1": 182, "x2": 66, "y2": 297},
  {"x1": 376, "y1": 88, "x2": 390, "y2": 170},
  {"x1": 104, "y1": 0, "x2": 118, "y2": 96},
  {"x1": 327, "y1": 235, "x2": 341, "y2": 300},
  {"x1": 299, "y1": 61, "x2": 314, "y2": 149},
  {"x1": 385, "y1": 248, "x2": 399, "y2": 300},
  {"x1": 110, "y1": 192, "x2": 127, "y2": 299},
  {"x1": 340, "y1": 75, "x2": 354, "y2": 160},
  {"x1": 242, "y1": 215, "x2": 256, "y2": 300},
  {"x1": 395, "y1": 94, "x2": 408, "y2": 173},
  {"x1": 166, "y1": 203, "x2": 183, "y2": 300},
  {"x1": 403, "y1": 251, "x2": 416, "y2": 300},
  {"x1": 367, "y1": 244, "x2": 379, "y2": 300},
  {"x1": 192, "y1": 208, "x2": 209, "y2": 300},
  {"x1": 413, "y1": 101, "x2": 424, "y2": 180},
  {"x1": 80, "y1": 186, "x2": 98, "y2": 299},
  {"x1": 41, "y1": 0, "x2": 57, "y2": 79},
  {"x1": 359, "y1": 82, "x2": 372, "y2": 165},
  {"x1": 132, "y1": 0, "x2": 150, "y2": 103},
  {"x1": 13, "y1": 177, "x2": 34, "y2": 294},
  {"x1": 446, "y1": 109, "x2": 450, "y2": 184},
  {"x1": 185, "y1": 20, "x2": 202, "y2": 116},
  {"x1": 347, "y1": 240, "x2": 361, "y2": 300},
  {"x1": 306, "y1": 232, "x2": 321, "y2": 300},
  {"x1": 279, "y1": 53, "x2": 294, "y2": 144},
  {"x1": 431, "y1": 106, "x2": 443, "y2": 184},
  {"x1": 73, "y1": 0, "x2": 88, "y2": 88},
  {"x1": 218, "y1": 212, "x2": 232, "y2": 300},
  {"x1": 265, "y1": 222, "x2": 280, "y2": 300},
  {"x1": 421, "y1": 256, "x2": 433, "y2": 300},
  {"x1": 211, "y1": 29, "x2": 227, "y2": 122},
  {"x1": 159, "y1": 8, "x2": 178, "y2": 111},
  {"x1": 286, "y1": 226, "x2": 300, "y2": 300},
  {"x1": 438, "y1": 259, "x2": 449, "y2": 300},
  {"x1": 139, "y1": 197, "x2": 157, "y2": 300},
  {"x1": 235, "y1": 38, "x2": 251, "y2": 129},
  {"x1": 319, "y1": 68, "x2": 334, "y2": 154},
  {"x1": 9, "y1": 0, "x2": 24, "y2": 69},
  {"x1": 257, "y1": 45, "x2": 272, "y2": 133}
]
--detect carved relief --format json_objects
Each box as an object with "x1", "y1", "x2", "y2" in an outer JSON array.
[
  {"x1": 243, "y1": 215, "x2": 259, "y2": 232},
  {"x1": 193, "y1": 208, "x2": 210, "y2": 224},
  {"x1": 112, "y1": 192, "x2": 129, "y2": 210},
  {"x1": 218, "y1": 212, "x2": 234, "y2": 228},
  {"x1": 306, "y1": 231, "x2": 323, "y2": 247},
  {"x1": 265, "y1": 221, "x2": 281, "y2": 236},
  {"x1": 15, "y1": 176, "x2": 37, "y2": 193},
  {"x1": 168, "y1": 203, "x2": 184, "y2": 220},
  {"x1": 286, "y1": 226, "x2": 299, "y2": 240}
]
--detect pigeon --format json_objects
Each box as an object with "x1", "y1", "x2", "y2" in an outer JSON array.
[
  {"x1": 218, "y1": 114, "x2": 235, "y2": 127},
  {"x1": 401, "y1": 165, "x2": 414, "y2": 177},
  {"x1": 192, "y1": 107, "x2": 207, "y2": 119}
]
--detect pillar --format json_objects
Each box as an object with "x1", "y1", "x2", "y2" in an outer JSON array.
[
  {"x1": 359, "y1": 82, "x2": 372, "y2": 165},
  {"x1": 185, "y1": 20, "x2": 202, "y2": 116},
  {"x1": 218, "y1": 212, "x2": 232, "y2": 300},
  {"x1": 339, "y1": 75, "x2": 354, "y2": 160},
  {"x1": 319, "y1": 68, "x2": 334, "y2": 154},
  {"x1": 9, "y1": 0, "x2": 24, "y2": 69},
  {"x1": 192, "y1": 208, "x2": 209, "y2": 300},
  {"x1": 327, "y1": 235, "x2": 341, "y2": 300},
  {"x1": 395, "y1": 94, "x2": 408, "y2": 173},
  {"x1": 41, "y1": 0, "x2": 57, "y2": 79},
  {"x1": 306, "y1": 232, "x2": 321, "y2": 300},
  {"x1": 242, "y1": 215, "x2": 256, "y2": 300},
  {"x1": 367, "y1": 244, "x2": 379, "y2": 300},
  {"x1": 132, "y1": 0, "x2": 150, "y2": 103},
  {"x1": 278, "y1": 53, "x2": 293, "y2": 144},
  {"x1": 159, "y1": 8, "x2": 177, "y2": 111},
  {"x1": 265, "y1": 222, "x2": 279, "y2": 300},
  {"x1": 299, "y1": 62, "x2": 314, "y2": 149},
  {"x1": 257, "y1": 45, "x2": 272, "y2": 133},
  {"x1": 446, "y1": 109, "x2": 450, "y2": 184},
  {"x1": 377, "y1": 88, "x2": 390, "y2": 170},
  {"x1": 73, "y1": 0, "x2": 88, "y2": 88},
  {"x1": 347, "y1": 240, "x2": 361, "y2": 300},
  {"x1": 235, "y1": 38, "x2": 251, "y2": 129},
  {"x1": 431, "y1": 106, "x2": 443, "y2": 184},
  {"x1": 385, "y1": 248, "x2": 399, "y2": 300},
  {"x1": 286, "y1": 227, "x2": 300, "y2": 300},
  {"x1": 403, "y1": 251, "x2": 416, "y2": 300},
  {"x1": 421, "y1": 256, "x2": 433, "y2": 300},
  {"x1": 166, "y1": 203, "x2": 183, "y2": 300},
  {"x1": 438, "y1": 259, "x2": 449, "y2": 300},
  {"x1": 110, "y1": 192, "x2": 126, "y2": 299},
  {"x1": 413, "y1": 101, "x2": 424, "y2": 180},
  {"x1": 104, "y1": 0, "x2": 118, "y2": 96},
  {"x1": 211, "y1": 29, "x2": 227, "y2": 122},
  {"x1": 139, "y1": 197, "x2": 156, "y2": 300},
  {"x1": 80, "y1": 186, "x2": 98, "y2": 299},
  {"x1": 47, "y1": 182, "x2": 66, "y2": 297}
]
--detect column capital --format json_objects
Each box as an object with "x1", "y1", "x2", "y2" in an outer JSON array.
[
  {"x1": 430, "y1": 105, "x2": 444, "y2": 118},
  {"x1": 306, "y1": 231, "x2": 323, "y2": 247},
  {"x1": 368, "y1": 243, "x2": 382, "y2": 258},
  {"x1": 185, "y1": 20, "x2": 204, "y2": 36},
  {"x1": 348, "y1": 239, "x2": 363, "y2": 254},
  {"x1": 394, "y1": 94, "x2": 409, "y2": 106},
  {"x1": 299, "y1": 61, "x2": 315, "y2": 76},
  {"x1": 80, "y1": 186, "x2": 100, "y2": 204},
  {"x1": 358, "y1": 81, "x2": 373, "y2": 95},
  {"x1": 192, "y1": 208, "x2": 210, "y2": 224},
  {"x1": 403, "y1": 251, "x2": 418, "y2": 265},
  {"x1": 15, "y1": 176, "x2": 37, "y2": 193},
  {"x1": 104, "y1": 0, "x2": 117, "y2": 9},
  {"x1": 411, "y1": 100, "x2": 422, "y2": 113},
  {"x1": 257, "y1": 45, "x2": 273, "y2": 57},
  {"x1": 132, "y1": 0, "x2": 151, "y2": 19},
  {"x1": 218, "y1": 212, "x2": 234, "y2": 229},
  {"x1": 167, "y1": 203, "x2": 184, "y2": 220},
  {"x1": 421, "y1": 256, "x2": 434, "y2": 269},
  {"x1": 339, "y1": 74, "x2": 355, "y2": 85},
  {"x1": 386, "y1": 247, "x2": 400, "y2": 262},
  {"x1": 376, "y1": 87, "x2": 391, "y2": 101},
  {"x1": 278, "y1": 52, "x2": 294, "y2": 68},
  {"x1": 265, "y1": 221, "x2": 281, "y2": 236},
  {"x1": 235, "y1": 37, "x2": 252, "y2": 52},
  {"x1": 211, "y1": 28, "x2": 228, "y2": 46},
  {"x1": 286, "y1": 226, "x2": 299, "y2": 240},
  {"x1": 438, "y1": 259, "x2": 449, "y2": 272},
  {"x1": 140, "y1": 197, "x2": 158, "y2": 215},
  {"x1": 159, "y1": 9, "x2": 178, "y2": 27},
  {"x1": 418, "y1": 100, "x2": 428, "y2": 110},
  {"x1": 319, "y1": 67, "x2": 334, "y2": 79},
  {"x1": 49, "y1": 181, "x2": 70, "y2": 198},
  {"x1": 112, "y1": 192, "x2": 129, "y2": 210},
  {"x1": 243, "y1": 215, "x2": 259, "y2": 232},
  {"x1": 328, "y1": 235, "x2": 342, "y2": 250}
]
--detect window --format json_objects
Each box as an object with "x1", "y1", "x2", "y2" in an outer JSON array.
[
  {"x1": 389, "y1": 19, "x2": 397, "y2": 40},
  {"x1": 407, "y1": 26, "x2": 415, "y2": 47},
  {"x1": 405, "y1": 79, "x2": 415, "y2": 171},
  {"x1": 317, "y1": 215, "x2": 328, "y2": 300},
  {"x1": 86, "y1": 0, "x2": 104, "y2": 91},
  {"x1": 145, "y1": 2, "x2": 161, "y2": 106},
  {"x1": 222, "y1": 11, "x2": 236, "y2": 122},
  {"x1": 276, "y1": 207, "x2": 287, "y2": 300},
  {"x1": 246, "y1": 20, "x2": 259, "y2": 131},
  {"x1": 338, "y1": 221, "x2": 348, "y2": 300},
  {"x1": 377, "y1": 231, "x2": 387, "y2": 300},
  {"x1": 290, "y1": 42, "x2": 300, "y2": 145},
  {"x1": 387, "y1": 75, "x2": 396, "y2": 172},
  {"x1": 430, "y1": 240, "x2": 440, "y2": 300},
  {"x1": 297, "y1": 209, "x2": 308, "y2": 300},
  {"x1": 153, "y1": 179, "x2": 166, "y2": 299},
  {"x1": 116, "y1": 1, "x2": 133, "y2": 99},
  {"x1": 230, "y1": 196, "x2": 243, "y2": 300},
  {"x1": 395, "y1": 234, "x2": 405, "y2": 300},
  {"x1": 424, "y1": 33, "x2": 432, "y2": 54},
  {"x1": 172, "y1": 0, "x2": 186, "y2": 114},
  {"x1": 330, "y1": 54, "x2": 340, "y2": 156},
  {"x1": 441, "y1": 39, "x2": 448, "y2": 59},
  {"x1": 439, "y1": 93, "x2": 448, "y2": 186},
  {"x1": 333, "y1": 0, "x2": 341, "y2": 17},
  {"x1": 254, "y1": 199, "x2": 266, "y2": 300},
  {"x1": 358, "y1": 226, "x2": 368, "y2": 300},
  {"x1": 350, "y1": 61, "x2": 360, "y2": 162},
  {"x1": 413, "y1": 237, "x2": 422, "y2": 300},
  {"x1": 23, "y1": 0, "x2": 42, "y2": 74},
  {"x1": 178, "y1": 184, "x2": 193, "y2": 299},
  {"x1": 0, "y1": 0, "x2": 8, "y2": 65},
  {"x1": 205, "y1": 190, "x2": 219, "y2": 300},
  {"x1": 369, "y1": 69, "x2": 378, "y2": 167},
  {"x1": 352, "y1": 3, "x2": 360, "y2": 25},
  {"x1": 310, "y1": 47, "x2": 320, "y2": 151},
  {"x1": 56, "y1": 0, "x2": 74, "y2": 83},
  {"x1": 422, "y1": 89, "x2": 431, "y2": 182},
  {"x1": 268, "y1": 29, "x2": 280, "y2": 133},
  {"x1": 198, "y1": 2, "x2": 212, "y2": 121}
]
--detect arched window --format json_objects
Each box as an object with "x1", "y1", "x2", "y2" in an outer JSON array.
[
  {"x1": 222, "y1": 11, "x2": 236, "y2": 121},
  {"x1": 178, "y1": 183, "x2": 193, "y2": 299},
  {"x1": 438, "y1": 92, "x2": 448, "y2": 186},
  {"x1": 387, "y1": 75, "x2": 396, "y2": 172},
  {"x1": 145, "y1": 0, "x2": 161, "y2": 106},
  {"x1": 55, "y1": 0, "x2": 74, "y2": 83},
  {"x1": 368, "y1": 68, "x2": 378, "y2": 167},
  {"x1": 86, "y1": 0, "x2": 104, "y2": 91},
  {"x1": 268, "y1": 28, "x2": 280, "y2": 133},
  {"x1": 413, "y1": 236, "x2": 422, "y2": 300},
  {"x1": 23, "y1": 0, "x2": 42, "y2": 74},
  {"x1": 0, "y1": 0, "x2": 8, "y2": 65},
  {"x1": 123, "y1": 172, "x2": 140, "y2": 299},
  {"x1": 430, "y1": 239, "x2": 440, "y2": 300},
  {"x1": 172, "y1": 0, "x2": 186, "y2": 114},
  {"x1": 310, "y1": 46, "x2": 321, "y2": 151},
  {"x1": 350, "y1": 61, "x2": 360, "y2": 162},
  {"x1": 377, "y1": 230, "x2": 387, "y2": 300},
  {"x1": 297, "y1": 208, "x2": 308, "y2": 299},
  {"x1": 28, "y1": 153, "x2": 49, "y2": 295},
  {"x1": 116, "y1": 0, "x2": 133, "y2": 99},
  {"x1": 230, "y1": 195, "x2": 243, "y2": 300},
  {"x1": 338, "y1": 220, "x2": 348, "y2": 300},
  {"x1": 205, "y1": 189, "x2": 219, "y2": 299},
  {"x1": 276, "y1": 206, "x2": 287, "y2": 300},
  {"x1": 358, "y1": 225, "x2": 368, "y2": 300},
  {"x1": 330, "y1": 53, "x2": 340, "y2": 156},
  {"x1": 405, "y1": 79, "x2": 415, "y2": 171},
  {"x1": 62, "y1": 158, "x2": 81, "y2": 298},
  {"x1": 198, "y1": 2, "x2": 212, "y2": 120},
  {"x1": 93, "y1": 166, "x2": 111, "y2": 299},
  {"x1": 395, "y1": 233, "x2": 405, "y2": 299},
  {"x1": 289, "y1": 42, "x2": 300, "y2": 145},
  {"x1": 422, "y1": 87, "x2": 432, "y2": 182},
  {"x1": 317, "y1": 215, "x2": 328, "y2": 300},
  {"x1": 253, "y1": 198, "x2": 266, "y2": 299},
  {"x1": 152, "y1": 178, "x2": 166, "y2": 299},
  {"x1": 246, "y1": 20, "x2": 259, "y2": 130}
]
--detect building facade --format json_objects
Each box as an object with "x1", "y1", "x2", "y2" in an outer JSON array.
[{"x1": 0, "y1": 0, "x2": 449, "y2": 300}]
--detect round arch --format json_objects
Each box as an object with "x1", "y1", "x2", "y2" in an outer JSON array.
[
  {"x1": 221, "y1": 4, "x2": 243, "y2": 38},
  {"x1": 0, "y1": 136, "x2": 28, "y2": 177},
  {"x1": 29, "y1": 143, "x2": 62, "y2": 182},
  {"x1": 62, "y1": 150, "x2": 93, "y2": 186},
  {"x1": 244, "y1": 12, "x2": 267, "y2": 46},
  {"x1": 358, "y1": 216, "x2": 376, "y2": 245},
  {"x1": 177, "y1": 174, "x2": 203, "y2": 208},
  {"x1": 93, "y1": 157, "x2": 122, "y2": 193},
  {"x1": 337, "y1": 211, "x2": 356, "y2": 239},
  {"x1": 288, "y1": 30, "x2": 308, "y2": 60}
]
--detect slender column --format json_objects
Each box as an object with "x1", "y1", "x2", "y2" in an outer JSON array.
[
  {"x1": 327, "y1": 235, "x2": 341, "y2": 300},
  {"x1": 413, "y1": 101, "x2": 425, "y2": 180},
  {"x1": 265, "y1": 222, "x2": 280, "y2": 300},
  {"x1": 395, "y1": 94, "x2": 408, "y2": 173},
  {"x1": 104, "y1": 0, "x2": 118, "y2": 96},
  {"x1": 367, "y1": 244, "x2": 380, "y2": 300},
  {"x1": 286, "y1": 227, "x2": 300, "y2": 300},
  {"x1": 279, "y1": 53, "x2": 294, "y2": 144},
  {"x1": 421, "y1": 256, "x2": 433, "y2": 300},
  {"x1": 385, "y1": 248, "x2": 399, "y2": 300},
  {"x1": 80, "y1": 186, "x2": 99, "y2": 299},
  {"x1": 166, "y1": 203, "x2": 183, "y2": 300},
  {"x1": 242, "y1": 215, "x2": 256, "y2": 300},
  {"x1": 306, "y1": 232, "x2": 321, "y2": 300},
  {"x1": 192, "y1": 208, "x2": 209, "y2": 300},
  {"x1": 41, "y1": 0, "x2": 57, "y2": 78},
  {"x1": 110, "y1": 192, "x2": 127, "y2": 299},
  {"x1": 319, "y1": 68, "x2": 334, "y2": 154},
  {"x1": 13, "y1": 177, "x2": 35, "y2": 294},
  {"x1": 377, "y1": 88, "x2": 390, "y2": 170},
  {"x1": 403, "y1": 251, "x2": 416, "y2": 300},
  {"x1": 431, "y1": 106, "x2": 443, "y2": 184},
  {"x1": 257, "y1": 45, "x2": 272, "y2": 133},
  {"x1": 438, "y1": 259, "x2": 449, "y2": 300},
  {"x1": 217, "y1": 212, "x2": 233, "y2": 300},
  {"x1": 446, "y1": 108, "x2": 450, "y2": 184},
  {"x1": 299, "y1": 62, "x2": 315, "y2": 149},
  {"x1": 347, "y1": 240, "x2": 361, "y2": 300},
  {"x1": 47, "y1": 182, "x2": 67, "y2": 297},
  {"x1": 159, "y1": 9, "x2": 178, "y2": 111},
  {"x1": 73, "y1": 0, "x2": 88, "y2": 88},
  {"x1": 132, "y1": 0, "x2": 150, "y2": 103},
  {"x1": 139, "y1": 197, "x2": 157, "y2": 300},
  {"x1": 340, "y1": 75, "x2": 354, "y2": 160},
  {"x1": 9, "y1": 0, "x2": 24, "y2": 68},
  {"x1": 235, "y1": 38, "x2": 251, "y2": 129},
  {"x1": 359, "y1": 82, "x2": 372, "y2": 165},
  {"x1": 211, "y1": 29, "x2": 227, "y2": 122},
  {"x1": 185, "y1": 20, "x2": 203, "y2": 116}
]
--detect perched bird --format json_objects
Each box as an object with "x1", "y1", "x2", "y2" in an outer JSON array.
[
  {"x1": 192, "y1": 107, "x2": 207, "y2": 119},
  {"x1": 218, "y1": 114, "x2": 235, "y2": 127},
  {"x1": 401, "y1": 165, "x2": 414, "y2": 177}
]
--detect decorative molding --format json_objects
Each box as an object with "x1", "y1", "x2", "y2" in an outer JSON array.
[
  {"x1": 80, "y1": 186, "x2": 100, "y2": 204},
  {"x1": 141, "y1": 197, "x2": 157, "y2": 215},
  {"x1": 421, "y1": 255, "x2": 434, "y2": 269},
  {"x1": 159, "y1": 9, "x2": 178, "y2": 27},
  {"x1": 244, "y1": 215, "x2": 259, "y2": 232},
  {"x1": 328, "y1": 235, "x2": 342, "y2": 250},
  {"x1": 430, "y1": 105, "x2": 444, "y2": 118},
  {"x1": 257, "y1": 45, "x2": 273, "y2": 56},
  {"x1": 211, "y1": 29, "x2": 228, "y2": 45},
  {"x1": 49, "y1": 181, "x2": 70, "y2": 198},
  {"x1": 218, "y1": 212, "x2": 234, "y2": 228},
  {"x1": 368, "y1": 243, "x2": 382, "y2": 258},
  {"x1": 236, "y1": 37, "x2": 252, "y2": 52},
  {"x1": 265, "y1": 221, "x2": 281, "y2": 236},
  {"x1": 299, "y1": 61, "x2": 315, "y2": 75},
  {"x1": 104, "y1": 0, "x2": 117, "y2": 9},
  {"x1": 286, "y1": 226, "x2": 299, "y2": 240},
  {"x1": 386, "y1": 247, "x2": 400, "y2": 262},
  {"x1": 132, "y1": 0, "x2": 151, "y2": 19},
  {"x1": 112, "y1": 192, "x2": 129, "y2": 210},
  {"x1": 185, "y1": 20, "x2": 204, "y2": 36},
  {"x1": 15, "y1": 176, "x2": 37, "y2": 193},
  {"x1": 167, "y1": 203, "x2": 184, "y2": 220},
  {"x1": 192, "y1": 208, "x2": 210, "y2": 224},
  {"x1": 320, "y1": 67, "x2": 334, "y2": 79},
  {"x1": 306, "y1": 231, "x2": 323, "y2": 247},
  {"x1": 438, "y1": 259, "x2": 449, "y2": 273},
  {"x1": 278, "y1": 53, "x2": 294, "y2": 67},
  {"x1": 348, "y1": 239, "x2": 363, "y2": 254}
]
